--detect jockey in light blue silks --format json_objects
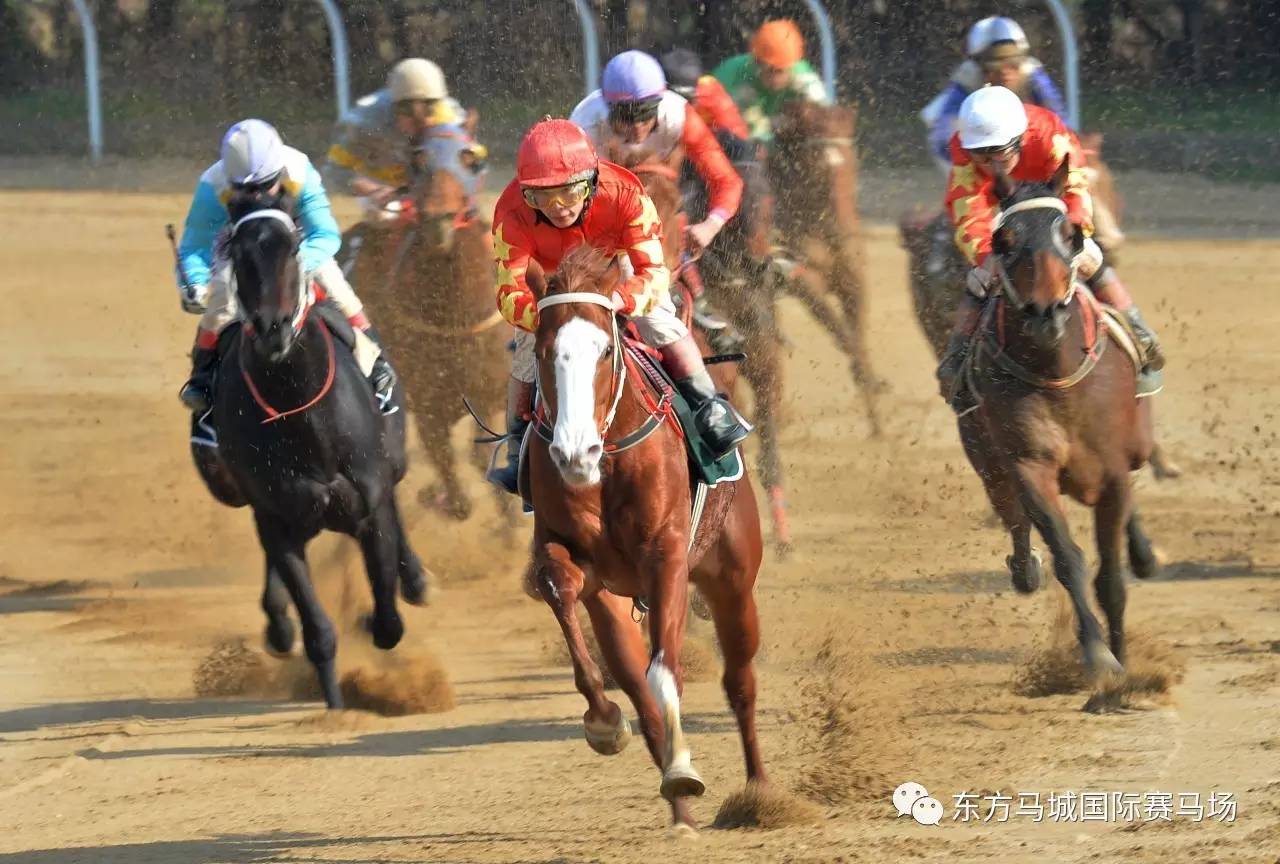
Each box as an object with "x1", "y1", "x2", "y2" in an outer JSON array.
[{"x1": 174, "y1": 119, "x2": 397, "y2": 415}]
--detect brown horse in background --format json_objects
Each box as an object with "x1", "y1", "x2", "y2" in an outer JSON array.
[
  {"x1": 958, "y1": 162, "x2": 1161, "y2": 687},
  {"x1": 524, "y1": 245, "x2": 766, "y2": 831},
  {"x1": 341, "y1": 132, "x2": 510, "y2": 522},
  {"x1": 898, "y1": 136, "x2": 1182, "y2": 479},
  {"x1": 770, "y1": 101, "x2": 884, "y2": 437},
  {"x1": 620, "y1": 150, "x2": 794, "y2": 553}
]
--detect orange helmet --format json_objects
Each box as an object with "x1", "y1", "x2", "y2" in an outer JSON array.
[
  {"x1": 752, "y1": 19, "x2": 804, "y2": 68},
  {"x1": 516, "y1": 117, "x2": 599, "y2": 188}
]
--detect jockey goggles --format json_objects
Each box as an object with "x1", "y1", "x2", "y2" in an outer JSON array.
[
  {"x1": 522, "y1": 179, "x2": 592, "y2": 209},
  {"x1": 607, "y1": 99, "x2": 661, "y2": 125},
  {"x1": 230, "y1": 171, "x2": 283, "y2": 195},
  {"x1": 967, "y1": 136, "x2": 1023, "y2": 162}
]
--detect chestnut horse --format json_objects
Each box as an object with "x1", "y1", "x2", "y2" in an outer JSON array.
[
  {"x1": 622, "y1": 153, "x2": 794, "y2": 553},
  {"x1": 770, "y1": 101, "x2": 884, "y2": 436},
  {"x1": 340, "y1": 132, "x2": 509, "y2": 522},
  {"x1": 958, "y1": 161, "x2": 1161, "y2": 682},
  {"x1": 524, "y1": 245, "x2": 765, "y2": 831}
]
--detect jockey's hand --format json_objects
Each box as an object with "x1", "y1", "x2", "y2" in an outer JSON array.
[
  {"x1": 179, "y1": 282, "x2": 210, "y2": 314},
  {"x1": 686, "y1": 218, "x2": 723, "y2": 255},
  {"x1": 966, "y1": 257, "x2": 1001, "y2": 299},
  {"x1": 368, "y1": 185, "x2": 401, "y2": 209},
  {"x1": 610, "y1": 292, "x2": 628, "y2": 313}
]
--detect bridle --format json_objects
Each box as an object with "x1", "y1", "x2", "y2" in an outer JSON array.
[
  {"x1": 230, "y1": 208, "x2": 312, "y2": 339},
  {"x1": 991, "y1": 196, "x2": 1079, "y2": 309},
  {"x1": 534, "y1": 292, "x2": 626, "y2": 436}
]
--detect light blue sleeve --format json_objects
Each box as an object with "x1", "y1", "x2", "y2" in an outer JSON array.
[
  {"x1": 1030, "y1": 68, "x2": 1069, "y2": 126},
  {"x1": 930, "y1": 83, "x2": 969, "y2": 164},
  {"x1": 177, "y1": 179, "x2": 226, "y2": 287},
  {"x1": 296, "y1": 163, "x2": 342, "y2": 273}
]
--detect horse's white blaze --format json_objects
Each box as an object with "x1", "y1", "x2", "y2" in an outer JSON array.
[
  {"x1": 551, "y1": 317, "x2": 609, "y2": 487},
  {"x1": 647, "y1": 651, "x2": 692, "y2": 772}
]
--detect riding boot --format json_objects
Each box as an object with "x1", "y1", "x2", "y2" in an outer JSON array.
[
  {"x1": 936, "y1": 293, "x2": 983, "y2": 412},
  {"x1": 179, "y1": 344, "x2": 219, "y2": 414},
  {"x1": 358, "y1": 324, "x2": 400, "y2": 414},
  {"x1": 660, "y1": 335, "x2": 751, "y2": 459},
  {"x1": 1089, "y1": 269, "x2": 1165, "y2": 371},
  {"x1": 486, "y1": 378, "x2": 534, "y2": 495}
]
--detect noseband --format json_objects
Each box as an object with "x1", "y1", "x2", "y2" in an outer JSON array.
[{"x1": 992, "y1": 196, "x2": 1079, "y2": 309}]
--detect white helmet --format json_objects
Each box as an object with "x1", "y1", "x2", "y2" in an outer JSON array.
[
  {"x1": 958, "y1": 86, "x2": 1028, "y2": 150},
  {"x1": 388, "y1": 58, "x2": 448, "y2": 102},
  {"x1": 220, "y1": 119, "x2": 285, "y2": 186},
  {"x1": 966, "y1": 16, "x2": 1029, "y2": 58}
]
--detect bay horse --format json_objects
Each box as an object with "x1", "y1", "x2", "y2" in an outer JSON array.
[
  {"x1": 340, "y1": 130, "x2": 508, "y2": 522},
  {"x1": 191, "y1": 203, "x2": 427, "y2": 708},
  {"x1": 770, "y1": 100, "x2": 884, "y2": 436},
  {"x1": 621, "y1": 151, "x2": 794, "y2": 553},
  {"x1": 524, "y1": 244, "x2": 766, "y2": 831},
  {"x1": 898, "y1": 139, "x2": 1182, "y2": 479},
  {"x1": 957, "y1": 160, "x2": 1161, "y2": 682}
]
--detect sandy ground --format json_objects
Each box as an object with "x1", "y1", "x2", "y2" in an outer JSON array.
[{"x1": 0, "y1": 171, "x2": 1278, "y2": 863}]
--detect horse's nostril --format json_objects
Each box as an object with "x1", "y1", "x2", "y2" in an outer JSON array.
[{"x1": 586, "y1": 443, "x2": 603, "y2": 461}]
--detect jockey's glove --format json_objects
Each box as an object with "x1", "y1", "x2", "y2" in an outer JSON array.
[
  {"x1": 966, "y1": 256, "x2": 1001, "y2": 299},
  {"x1": 180, "y1": 282, "x2": 210, "y2": 314}
]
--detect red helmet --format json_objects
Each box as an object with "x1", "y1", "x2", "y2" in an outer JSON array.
[{"x1": 516, "y1": 117, "x2": 599, "y2": 188}]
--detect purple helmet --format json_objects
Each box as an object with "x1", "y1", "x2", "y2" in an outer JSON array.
[{"x1": 601, "y1": 50, "x2": 666, "y2": 104}]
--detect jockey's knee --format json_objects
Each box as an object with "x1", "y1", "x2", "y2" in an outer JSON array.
[
  {"x1": 510, "y1": 329, "x2": 536, "y2": 384},
  {"x1": 309, "y1": 259, "x2": 366, "y2": 319},
  {"x1": 631, "y1": 297, "x2": 687, "y2": 348}
]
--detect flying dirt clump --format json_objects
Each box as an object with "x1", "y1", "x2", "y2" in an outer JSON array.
[
  {"x1": 713, "y1": 780, "x2": 822, "y2": 829},
  {"x1": 1013, "y1": 593, "x2": 1186, "y2": 711}
]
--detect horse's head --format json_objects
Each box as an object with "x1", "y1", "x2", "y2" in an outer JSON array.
[
  {"x1": 404, "y1": 132, "x2": 484, "y2": 251},
  {"x1": 225, "y1": 202, "x2": 305, "y2": 362},
  {"x1": 527, "y1": 245, "x2": 623, "y2": 487},
  {"x1": 990, "y1": 160, "x2": 1085, "y2": 348}
]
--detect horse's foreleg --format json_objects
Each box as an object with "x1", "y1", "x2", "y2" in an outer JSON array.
[
  {"x1": 739, "y1": 333, "x2": 791, "y2": 555},
  {"x1": 356, "y1": 502, "x2": 407, "y2": 651},
  {"x1": 1126, "y1": 508, "x2": 1160, "y2": 581},
  {"x1": 1093, "y1": 481, "x2": 1131, "y2": 667},
  {"x1": 416, "y1": 411, "x2": 471, "y2": 521},
  {"x1": 253, "y1": 512, "x2": 341, "y2": 709},
  {"x1": 584, "y1": 590, "x2": 697, "y2": 829},
  {"x1": 959, "y1": 416, "x2": 1042, "y2": 593},
  {"x1": 644, "y1": 548, "x2": 704, "y2": 801},
  {"x1": 389, "y1": 491, "x2": 430, "y2": 606},
  {"x1": 536, "y1": 543, "x2": 623, "y2": 750},
  {"x1": 261, "y1": 564, "x2": 295, "y2": 656},
  {"x1": 1015, "y1": 460, "x2": 1121, "y2": 680}
]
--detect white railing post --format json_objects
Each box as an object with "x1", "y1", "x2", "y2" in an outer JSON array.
[
  {"x1": 801, "y1": 0, "x2": 837, "y2": 102},
  {"x1": 67, "y1": 0, "x2": 103, "y2": 162},
  {"x1": 1041, "y1": 0, "x2": 1081, "y2": 128},
  {"x1": 315, "y1": 0, "x2": 351, "y2": 119},
  {"x1": 572, "y1": 0, "x2": 601, "y2": 97}
]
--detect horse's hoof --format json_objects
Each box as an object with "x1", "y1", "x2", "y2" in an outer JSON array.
[
  {"x1": 1083, "y1": 640, "x2": 1124, "y2": 681},
  {"x1": 584, "y1": 709, "x2": 632, "y2": 756},
  {"x1": 689, "y1": 591, "x2": 713, "y2": 622},
  {"x1": 263, "y1": 619, "x2": 295, "y2": 657},
  {"x1": 1008, "y1": 549, "x2": 1043, "y2": 594},
  {"x1": 364, "y1": 613, "x2": 404, "y2": 651},
  {"x1": 1151, "y1": 458, "x2": 1183, "y2": 480},
  {"x1": 661, "y1": 762, "x2": 706, "y2": 800},
  {"x1": 400, "y1": 567, "x2": 431, "y2": 606}
]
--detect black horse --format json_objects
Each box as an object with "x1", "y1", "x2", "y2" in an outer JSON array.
[{"x1": 191, "y1": 202, "x2": 428, "y2": 709}]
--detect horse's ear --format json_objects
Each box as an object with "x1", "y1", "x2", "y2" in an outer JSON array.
[
  {"x1": 1052, "y1": 157, "x2": 1071, "y2": 198},
  {"x1": 526, "y1": 259, "x2": 547, "y2": 298},
  {"x1": 991, "y1": 164, "x2": 1017, "y2": 202}
]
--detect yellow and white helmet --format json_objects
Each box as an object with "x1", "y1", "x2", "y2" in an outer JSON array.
[
  {"x1": 388, "y1": 58, "x2": 448, "y2": 102},
  {"x1": 958, "y1": 86, "x2": 1028, "y2": 150}
]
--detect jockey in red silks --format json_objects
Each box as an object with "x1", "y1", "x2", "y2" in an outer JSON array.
[
  {"x1": 485, "y1": 118, "x2": 751, "y2": 493},
  {"x1": 935, "y1": 87, "x2": 1165, "y2": 412}
]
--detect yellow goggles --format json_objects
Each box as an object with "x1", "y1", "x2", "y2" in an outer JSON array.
[{"x1": 522, "y1": 181, "x2": 591, "y2": 209}]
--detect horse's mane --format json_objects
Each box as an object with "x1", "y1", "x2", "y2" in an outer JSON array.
[{"x1": 545, "y1": 245, "x2": 617, "y2": 297}]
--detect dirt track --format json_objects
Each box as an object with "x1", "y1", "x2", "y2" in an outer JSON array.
[{"x1": 0, "y1": 175, "x2": 1278, "y2": 863}]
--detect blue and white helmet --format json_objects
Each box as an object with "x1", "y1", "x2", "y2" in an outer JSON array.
[
  {"x1": 601, "y1": 50, "x2": 667, "y2": 104},
  {"x1": 966, "y1": 16, "x2": 1030, "y2": 58},
  {"x1": 220, "y1": 119, "x2": 286, "y2": 186}
]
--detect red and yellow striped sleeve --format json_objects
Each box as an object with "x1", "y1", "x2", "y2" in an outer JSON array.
[
  {"x1": 492, "y1": 218, "x2": 538, "y2": 332},
  {"x1": 615, "y1": 187, "x2": 671, "y2": 316},
  {"x1": 944, "y1": 147, "x2": 997, "y2": 267},
  {"x1": 1047, "y1": 127, "x2": 1094, "y2": 235}
]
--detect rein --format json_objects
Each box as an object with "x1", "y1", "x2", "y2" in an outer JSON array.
[
  {"x1": 239, "y1": 318, "x2": 338, "y2": 424},
  {"x1": 532, "y1": 292, "x2": 671, "y2": 454}
]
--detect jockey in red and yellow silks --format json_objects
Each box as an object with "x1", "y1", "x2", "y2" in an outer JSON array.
[
  {"x1": 935, "y1": 87, "x2": 1164, "y2": 413},
  {"x1": 485, "y1": 118, "x2": 751, "y2": 494}
]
